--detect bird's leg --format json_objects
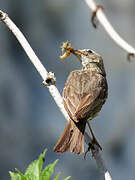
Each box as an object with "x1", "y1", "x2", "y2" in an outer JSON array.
[{"x1": 87, "y1": 120, "x2": 102, "y2": 150}]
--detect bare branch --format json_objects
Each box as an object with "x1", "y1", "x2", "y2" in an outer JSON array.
[
  {"x1": 84, "y1": 132, "x2": 112, "y2": 180},
  {"x1": 0, "y1": 9, "x2": 112, "y2": 180},
  {"x1": 84, "y1": 0, "x2": 135, "y2": 56},
  {"x1": 0, "y1": 9, "x2": 68, "y2": 121}
]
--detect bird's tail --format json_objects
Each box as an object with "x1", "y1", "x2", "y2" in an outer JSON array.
[{"x1": 54, "y1": 120, "x2": 86, "y2": 154}]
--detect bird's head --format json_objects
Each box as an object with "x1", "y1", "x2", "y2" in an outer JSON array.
[{"x1": 72, "y1": 49, "x2": 106, "y2": 75}]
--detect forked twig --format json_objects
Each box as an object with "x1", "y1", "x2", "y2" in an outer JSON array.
[{"x1": 84, "y1": 0, "x2": 135, "y2": 61}]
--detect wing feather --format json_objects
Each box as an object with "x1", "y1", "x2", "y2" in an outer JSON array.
[{"x1": 63, "y1": 70, "x2": 104, "y2": 122}]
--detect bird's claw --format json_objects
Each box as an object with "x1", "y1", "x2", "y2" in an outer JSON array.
[{"x1": 84, "y1": 142, "x2": 93, "y2": 159}]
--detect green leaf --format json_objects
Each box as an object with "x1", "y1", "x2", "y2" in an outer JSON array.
[
  {"x1": 63, "y1": 176, "x2": 71, "y2": 180},
  {"x1": 24, "y1": 149, "x2": 47, "y2": 180},
  {"x1": 53, "y1": 172, "x2": 60, "y2": 180},
  {"x1": 9, "y1": 149, "x2": 71, "y2": 180},
  {"x1": 9, "y1": 171, "x2": 22, "y2": 180},
  {"x1": 15, "y1": 168, "x2": 26, "y2": 180},
  {"x1": 40, "y1": 159, "x2": 58, "y2": 180},
  {"x1": 24, "y1": 159, "x2": 40, "y2": 180},
  {"x1": 38, "y1": 149, "x2": 47, "y2": 173}
]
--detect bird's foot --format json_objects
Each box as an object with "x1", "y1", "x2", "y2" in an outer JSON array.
[
  {"x1": 84, "y1": 138, "x2": 102, "y2": 159},
  {"x1": 84, "y1": 142, "x2": 93, "y2": 159}
]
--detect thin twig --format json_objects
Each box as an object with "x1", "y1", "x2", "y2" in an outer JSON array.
[
  {"x1": 0, "y1": 9, "x2": 112, "y2": 180},
  {"x1": 84, "y1": 0, "x2": 135, "y2": 57}
]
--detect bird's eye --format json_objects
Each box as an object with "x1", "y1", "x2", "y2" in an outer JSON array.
[{"x1": 87, "y1": 50, "x2": 93, "y2": 54}]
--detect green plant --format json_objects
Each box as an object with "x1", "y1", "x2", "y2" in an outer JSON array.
[{"x1": 9, "y1": 149, "x2": 71, "y2": 180}]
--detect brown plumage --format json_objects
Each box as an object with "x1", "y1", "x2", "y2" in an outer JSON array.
[{"x1": 54, "y1": 49, "x2": 108, "y2": 154}]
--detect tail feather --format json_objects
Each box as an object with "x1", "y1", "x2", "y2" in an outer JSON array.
[{"x1": 54, "y1": 120, "x2": 86, "y2": 154}]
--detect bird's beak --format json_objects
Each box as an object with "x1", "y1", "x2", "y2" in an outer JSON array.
[{"x1": 71, "y1": 49, "x2": 83, "y2": 62}]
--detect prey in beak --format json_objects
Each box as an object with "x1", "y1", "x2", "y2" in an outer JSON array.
[{"x1": 60, "y1": 41, "x2": 83, "y2": 61}]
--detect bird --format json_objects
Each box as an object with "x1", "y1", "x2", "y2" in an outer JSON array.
[{"x1": 54, "y1": 46, "x2": 108, "y2": 154}]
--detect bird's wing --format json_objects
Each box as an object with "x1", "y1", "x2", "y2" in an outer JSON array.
[{"x1": 63, "y1": 70, "x2": 102, "y2": 122}]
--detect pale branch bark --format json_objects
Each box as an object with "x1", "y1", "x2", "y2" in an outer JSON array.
[
  {"x1": 0, "y1": 9, "x2": 112, "y2": 180},
  {"x1": 84, "y1": 0, "x2": 135, "y2": 57},
  {"x1": 0, "y1": 10, "x2": 69, "y2": 121},
  {"x1": 84, "y1": 132, "x2": 112, "y2": 180}
]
